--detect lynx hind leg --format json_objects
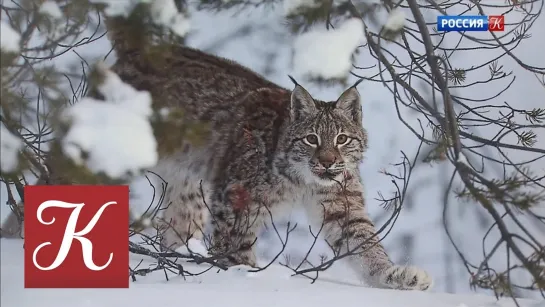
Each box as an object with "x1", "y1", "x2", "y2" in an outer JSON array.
[
  {"x1": 158, "y1": 189, "x2": 209, "y2": 252},
  {"x1": 380, "y1": 265, "x2": 433, "y2": 291}
]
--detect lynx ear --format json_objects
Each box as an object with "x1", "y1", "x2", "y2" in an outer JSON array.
[
  {"x1": 335, "y1": 85, "x2": 362, "y2": 123},
  {"x1": 290, "y1": 83, "x2": 316, "y2": 121}
]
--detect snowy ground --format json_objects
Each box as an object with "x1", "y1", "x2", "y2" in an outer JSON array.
[{"x1": 1, "y1": 239, "x2": 542, "y2": 307}]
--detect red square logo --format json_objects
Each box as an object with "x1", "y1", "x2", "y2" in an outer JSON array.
[
  {"x1": 488, "y1": 15, "x2": 504, "y2": 31},
  {"x1": 24, "y1": 185, "x2": 129, "y2": 288}
]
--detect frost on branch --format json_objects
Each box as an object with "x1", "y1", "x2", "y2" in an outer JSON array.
[
  {"x1": 0, "y1": 124, "x2": 23, "y2": 173},
  {"x1": 0, "y1": 21, "x2": 21, "y2": 53},
  {"x1": 60, "y1": 63, "x2": 158, "y2": 179},
  {"x1": 292, "y1": 18, "x2": 365, "y2": 81}
]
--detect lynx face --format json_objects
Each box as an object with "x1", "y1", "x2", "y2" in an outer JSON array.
[{"x1": 283, "y1": 84, "x2": 368, "y2": 186}]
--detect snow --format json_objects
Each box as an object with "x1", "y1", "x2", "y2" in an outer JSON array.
[
  {"x1": 0, "y1": 21, "x2": 21, "y2": 53},
  {"x1": 456, "y1": 153, "x2": 470, "y2": 165},
  {"x1": 384, "y1": 8, "x2": 405, "y2": 31},
  {"x1": 60, "y1": 63, "x2": 157, "y2": 179},
  {"x1": 39, "y1": 0, "x2": 65, "y2": 40},
  {"x1": 1, "y1": 239, "x2": 541, "y2": 307},
  {"x1": 292, "y1": 18, "x2": 365, "y2": 80},
  {"x1": 283, "y1": 0, "x2": 321, "y2": 16},
  {"x1": 176, "y1": 238, "x2": 209, "y2": 257},
  {"x1": 89, "y1": 0, "x2": 136, "y2": 17},
  {"x1": 158, "y1": 107, "x2": 171, "y2": 119},
  {"x1": 91, "y1": 0, "x2": 190, "y2": 37},
  {"x1": 150, "y1": 0, "x2": 191, "y2": 37},
  {"x1": 0, "y1": 124, "x2": 23, "y2": 173},
  {"x1": 456, "y1": 153, "x2": 478, "y2": 174},
  {"x1": 39, "y1": 1, "x2": 63, "y2": 19}
]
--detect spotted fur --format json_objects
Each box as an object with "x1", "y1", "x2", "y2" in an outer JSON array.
[{"x1": 108, "y1": 41, "x2": 432, "y2": 290}]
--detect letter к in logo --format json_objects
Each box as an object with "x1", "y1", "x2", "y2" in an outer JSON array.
[
  {"x1": 24, "y1": 185, "x2": 129, "y2": 288},
  {"x1": 488, "y1": 15, "x2": 505, "y2": 31},
  {"x1": 32, "y1": 200, "x2": 116, "y2": 271}
]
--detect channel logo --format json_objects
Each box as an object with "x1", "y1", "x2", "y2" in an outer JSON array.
[
  {"x1": 437, "y1": 15, "x2": 504, "y2": 32},
  {"x1": 24, "y1": 185, "x2": 129, "y2": 288}
]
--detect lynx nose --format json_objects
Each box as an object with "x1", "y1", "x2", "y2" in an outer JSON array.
[{"x1": 318, "y1": 152, "x2": 336, "y2": 169}]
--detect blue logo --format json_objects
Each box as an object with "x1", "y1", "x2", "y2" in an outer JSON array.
[{"x1": 437, "y1": 16, "x2": 488, "y2": 32}]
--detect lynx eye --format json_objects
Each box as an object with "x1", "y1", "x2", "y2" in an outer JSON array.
[
  {"x1": 336, "y1": 134, "x2": 349, "y2": 145},
  {"x1": 304, "y1": 134, "x2": 319, "y2": 146}
]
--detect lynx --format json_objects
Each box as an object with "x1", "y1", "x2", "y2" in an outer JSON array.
[{"x1": 107, "y1": 26, "x2": 432, "y2": 290}]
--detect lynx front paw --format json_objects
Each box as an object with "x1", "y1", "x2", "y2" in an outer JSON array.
[{"x1": 380, "y1": 265, "x2": 433, "y2": 291}]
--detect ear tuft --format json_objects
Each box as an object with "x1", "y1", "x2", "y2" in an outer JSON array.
[
  {"x1": 335, "y1": 86, "x2": 362, "y2": 123},
  {"x1": 288, "y1": 75, "x2": 299, "y2": 86},
  {"x1": 352, "y1": 78, "x2": 364, "y2": 88}
]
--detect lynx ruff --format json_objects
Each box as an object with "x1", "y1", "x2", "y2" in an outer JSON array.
[{"x1": 108, "y1": 44, "x2": 432, "y2": 290}]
